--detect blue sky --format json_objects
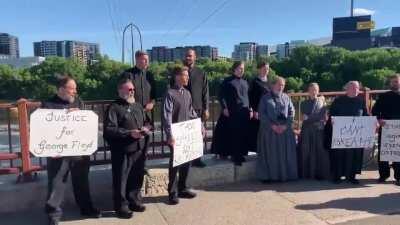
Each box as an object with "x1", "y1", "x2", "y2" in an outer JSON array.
[{"x1": 2, "y1": 0, "x2": 399, "y2": 60}]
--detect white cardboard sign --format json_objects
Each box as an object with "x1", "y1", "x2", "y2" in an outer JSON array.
[
  {"x1": 380, "y1": 120, "x2": 400, "y2": 162},
  {"x1": 171, "y1": 118, "x2": 203, "y2": 167},
  {"x1": 29, "y1": 109, "x2": 98, "y2": 157},
  {"x1": 331, "y1": 116, "x2": 377, "y2": 149}
]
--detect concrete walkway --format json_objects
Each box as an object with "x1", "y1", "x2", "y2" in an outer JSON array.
[{"x1": 2, "y1": 170, "x2": 400, "y2": 225}]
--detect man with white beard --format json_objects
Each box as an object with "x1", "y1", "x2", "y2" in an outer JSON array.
[
  {"x1": 104, "y1": 78, "x2": 152, "y2": 219},
  {"x1": 42, "y1": 75, "x2": 101, "y2": 225}
]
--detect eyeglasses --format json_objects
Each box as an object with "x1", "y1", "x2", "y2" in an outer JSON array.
[{"x1": 128, "y1": 88, "x2": 134, "y2": 92}]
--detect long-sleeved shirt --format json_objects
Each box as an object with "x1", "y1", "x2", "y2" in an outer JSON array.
[
  {"x1": 103, "y1": 98, "x2": 150, "y2": 153},
  {"x1": 329, "y1": 95, "x2": 368, "y2": 117},
  {"x1": 120, "y1": 66, "x2": 156, "y2": 108},
  {"x1": 162, "y1": 86, "x2": 198, "y2": 139},
  {"x1": 249, "y1": 76, "x2": 270, "y2": 113},
  {"x1": 219, "y1": 75, "x2": 250, "y2": 113},
  {"x1": 372, "y1": 91, "x2": 400, "y2": 120},
  {"x1": 185, "y1": 66, "x2": 209, "y2": 112}
]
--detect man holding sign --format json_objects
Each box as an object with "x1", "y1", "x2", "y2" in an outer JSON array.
[
  {"x1": 41, "y1": 75, "x2": 100, "y2": 225},
  {"x1": 327, "y1": 81, "x2": 371, "y2": 184},
  {"x1": 162, "y1": 66, "x2": 203, "y2": 205},
  {"x1": 372, "y1": 74, "x2": 400, "y2": 185}
]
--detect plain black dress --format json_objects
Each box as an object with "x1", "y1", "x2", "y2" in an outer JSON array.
[{"x1": 325, "y1": 95, "x2": 368, "y2": 181}]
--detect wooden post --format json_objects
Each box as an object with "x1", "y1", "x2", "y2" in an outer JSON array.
[{"x1": 17, "y1": 98, "x2": 34, "y2": 181}]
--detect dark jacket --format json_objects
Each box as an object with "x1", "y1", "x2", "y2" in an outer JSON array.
[
  {"x1": 120, "y1": 66, "x2": 156, "y2": 108},
  {"x1": 372, "y1": 91, "x2": 400, "y2": 120},
  {"x1": 42, "y1": 95, "x2": 83, "y2": 110},
  {"x1": 186, "y1": 66, "x2": 209, "y2": 112},
  {"x1": 103, "y1": 98, "x2": 150, "y2": 153},
  {"x1": 41, "y1": 95, "x2": 86, "y2": 160}
]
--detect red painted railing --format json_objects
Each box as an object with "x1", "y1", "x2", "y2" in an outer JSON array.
[{"x1": 0, "y1": 89, "x2": 388, "y2": 182}]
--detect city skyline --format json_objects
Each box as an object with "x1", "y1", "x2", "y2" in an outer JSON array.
[{"x1": 1, "y1": 0, "x2": 399, "y2": 60}]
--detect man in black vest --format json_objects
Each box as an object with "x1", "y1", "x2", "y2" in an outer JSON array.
[
  {"x1": 162, "y1": 66, "x2": 201, "y2": 205},
  {"x1": 183, "y1": 49, "x2": 209, "y2": 168},
  {"x1": 42, "y1": 75, "x2": 100, "y2": 225},
  {"x1": 104, "y1": 78, "x2": 152, "y2": 218}
]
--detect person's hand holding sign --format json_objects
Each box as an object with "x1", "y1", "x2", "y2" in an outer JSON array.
[
  {"x1": 167, "y1": 137, "x2": 175, "y2": 147},
  {"x1": 131, "y1": 129, "x2": 143, "y2": 139},
  {"x1": 67, "y1": 108, "x2": 80, "y2": 113}
]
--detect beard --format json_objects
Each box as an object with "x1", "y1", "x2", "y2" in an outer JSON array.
[
  {"x1": 59, "y1": 93, "x2": 75, "y2": 103},
  {"x1": 119, "y1": 92, "x2": 135, "y2": 104}
]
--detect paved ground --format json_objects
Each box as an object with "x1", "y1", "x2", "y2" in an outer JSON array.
[{"x1": 2, "y1": 170, "x2": 400, "y2": 225}]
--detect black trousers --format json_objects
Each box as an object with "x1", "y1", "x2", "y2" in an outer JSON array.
[
  {"x1": 111, "y1": 150, "x2": 145, "y2": 211},
  {"x1": 168, "y1": 146, "x2": 191, "y2": 197},
  {"x1": 45, "y1": 156, "x2": 94, "y2": 220},
  {"x1": 378, "y1": 149, "x2": 400, "y2": 180}
]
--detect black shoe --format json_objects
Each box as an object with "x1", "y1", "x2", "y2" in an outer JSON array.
[
  {"x1": 129, "y1": 204, "x2": 146, "y2": 212},
  {"x1": 260, "y1": 179, "x2": 270, "y2": 184},
  {"x1": 395, "y1": 180, "x2": 400, "y2": 186},
  {"x1": 348, "y1": 178, "x2": 360, "y2": 185},
  {"x1": 178, "y1": 189, "x2": 197, "y2": 199},
  {"x1": 47, "y1": 218, "x2": 59, "y2": 225},
  {"x1": 378, "y1": 177, "x2": 388, "y2": 183},
  {"x1": 115, "y1": 206, "x2": 133, "y2": 219},
  {"x1": 168, "y1": 195, "x2": 179, "y2": 205},
  {"x1": 81, "y1": 208, "x2": 102, "y2": 218},
  {"x1": 332, "y1": 178, "x2": 342, "y2": 184},
  {"x1": 234, "y1": 161, "x2": 242, "y2": 166},
  {"x1": 192, "y1": 159, "x2": 206, "y2": 168}
]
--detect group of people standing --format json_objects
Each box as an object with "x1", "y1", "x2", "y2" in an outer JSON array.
[
  {"x1": 211, "y1": 61, "x2": 400, "y2": 187},
  {"x1": 40, "y1": 48, "x2": 400, "y2": 225},
  {"x1": 43, "y1": 49, "x2": 209, "y2": 225}
]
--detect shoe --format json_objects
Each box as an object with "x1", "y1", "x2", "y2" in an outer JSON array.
[
  {"x1": 115, "y1": 206, "x2": 133, "y2": 219},
  {"x1": 260, "y1": 179, "x2": 270, "y2": 184},
  {"x1": 377, "y1": 177, "x2": 388, "y2": 183},
  {"x1": 168, "y1": 195, "x2": 179, "y2": 205},
  {"x1": 395, "y1": 180, "x2": 400, "y2": 186},
  {"x1": 332, "y1": 178, "x2": 342, "y2": 184},
  {"x1": 192, "y1": 159, "x2": 206, "y2": 168},
  {"x1": 178, "y1": 189, "x2": 197, "y2": 199},
  {"x1": 234, "y1": 161, "x2": 242, "y2": 166},
  {"x1": 47, "y1": 218, "x2": 59, "y2": 225},
  {"x1": 129, "y1": 204, "x2": 146, "y2": 212},
  {"x1": 80, "y1": 208, "x2": 102, "y2": 218},
  {"x1": 348, "y1": 178, "x2": 360, "y2": 185}
]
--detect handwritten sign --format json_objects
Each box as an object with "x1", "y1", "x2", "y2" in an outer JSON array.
[
  {"x1": 29, "y1": 109, "x2": 98, "y2": 157},
  {"x1": 171, "y1": 118, "x2": 203, "y2": 167},
  {"x1": 331, "y1": 116, "x2": 377, "y2": 149},
  {"x1": 380, "y1": 120, "x2": 400, "y2": 162}
]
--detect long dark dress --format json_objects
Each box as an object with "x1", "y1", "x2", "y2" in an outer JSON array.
[
  {"x1": 211, "y1": 75, "x2": 251, "y2": 163},
  {"x1": 256, "y1": 92, "x2": 298, "y2": 181},
  {"x1": 248, "y1": 77, "x2": 270, "y2": 152},
  {"x1": 326, "y1": 95, "x2": 368, "y2": 180},
  {"x1": 299, "y1": 97, "x2": 330, "y2": 179}
]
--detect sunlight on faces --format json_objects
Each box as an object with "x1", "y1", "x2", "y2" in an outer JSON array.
[
  {"x1": 390, "y1": 76, "x2": 400, "y2": 91},
  {"x1": 175, "y1": 70, "x2": 189, "y2": 87},
  {"x1": 308, "y1": 83, "x2": 320, "y2": 99},
  {"x1": 118, "y1": 81, "x2": 135, "y2": 103},
  {"x1": 136, "y1": 54, "x2": 149, "y2": 70},
  {"x1": 234, "y1": 63, "x2": 245, "y2": 78},
  {"x1": 259, "y1": 64, "x2": 270, "y2": 78},
  {"x1": 58, "y1": 79, "x2": 77, "y2": 103},
  {"x1": 345, "y1": 81, "x2": 360, "y2": 98},
  {"x1": 272, "y1": 78, "x2": 285, "y2": 95},
  {"x1": 185, "y1": 50, "x2": 196, "y2": 67}
]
